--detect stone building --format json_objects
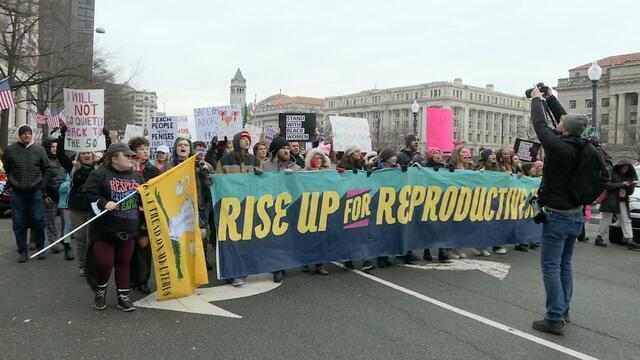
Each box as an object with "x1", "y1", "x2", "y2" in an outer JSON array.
[{"x1": 556, "y1": 52, "x2": 640, "y2": 160}]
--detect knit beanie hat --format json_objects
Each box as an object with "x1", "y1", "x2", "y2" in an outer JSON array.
[
  {"x1": 269, "y1": 136, "x2": 289, "y2": 155},
  {"x1": 404, "y1": 133, "x2": 417, "y2": 147},
  {"x1": 426, "y1": 147, "x2": 441, "y2": 160},
  {"x1": 563, "y1": 114, "x2": 588, "y2": 136},
  {"x1": 239, "y1": 131, "x2": 252, "y2": 144},
  {"x1": 480, "y1": 148, "x2": 494, "y2": 162},
  {"x1": 344, "y1": 144, "x2": 360, "y2": 158},
  {"x1": 380, "y1": 148, "x2": 397, "y2": 162}
]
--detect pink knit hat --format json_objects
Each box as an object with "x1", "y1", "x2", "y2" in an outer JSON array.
[{"x1": 426, "y1": 147, "x2": 441, "y2": 160}]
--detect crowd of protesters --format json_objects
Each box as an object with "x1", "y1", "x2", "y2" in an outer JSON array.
[{"x1": 1, "y1": 114, "x2": 638, "y2": 313}]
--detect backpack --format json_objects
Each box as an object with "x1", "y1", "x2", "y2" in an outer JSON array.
[{"x1": 565, "y1": 137, "x2": 611, "y2": 206}]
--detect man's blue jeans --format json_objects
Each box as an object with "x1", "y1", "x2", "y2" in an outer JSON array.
[
  {"x1": 10, "y1": 190, "x2": 45, "y2": 255},
  {"x1": 541, "y1": 210, "x2": 584, "y2": 321}
]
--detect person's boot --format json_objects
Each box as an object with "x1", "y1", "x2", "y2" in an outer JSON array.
[
  {"x1": 343, "y1": 261, "x2": 355, "y2": 270},
  {"x1": 514, "y1": 244, "x2": 529, "y2": 252},
  {"x1": 625, "y1": 238, "x2": 640, "y2": 251},
  {"x1": 401, "y1": 251, "x2": 420, "y2": 265},
  {"x1": 423, "y1": 249, "x2": 433, "y2": 261},
  {"x1": 594, "y1": 236, "x2": 607, "y2": 247},
  {"x1": 273, "y1": 270, "x2": 285, "y2": 283},
  {"x1": 532, "y1": 319, "x2": 565, "y2": 335},
  {"x1": 63, "y1": 244, "x2": 74, "y2": 261},
  {"x1": 50, "y1": 243, "x2": 61, "y2": 254},
  {"x1": 116, "y1": 291, "x2": 136, "y2": 312},
  {"x1": 438, "y1": 249, "x2": 452, "y2": 263},
  {"x1": 301, "y1": 265, "x2": 310, "y2": 273},
  {"x1": 17, "y1": 253, "x2": 28, "y2": 263},
  {"x1": 94, "y1": 285, "x2": 107, "y2": 310},
  {"x1": 377, "y1": 257, "x2": 392, "y2": 268},
  {"x1": 138, "y1": 283, "x2": 152, "y2": 294}
]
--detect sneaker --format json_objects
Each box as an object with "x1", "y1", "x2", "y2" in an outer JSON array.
[
  {"x1": 377, "y1": 257, "x2": 393, "y2": 268},
  {"x1": 480, "y1": 250, "x2": 491, "y2": 257},
  {"x1": 532, "y1": 319, "x2": 565, "y2": 335},
  {"x1": 361, "y1": 260, "x2": 376, "y2": 272},
  {"x1": 17, "y1": 253, "x2": 28, "y2": 263},
  {"x1": 117, "y1": 294, "x2": 136, "y2": 312},
  {"x1": 628, "y1": 242, "x2": 640, "y2": 251},
  {"x1": 423, "y1": 249, "x2": 433, "y2": 261},
  {"x1": 314, "y1": 265, "x2": 329, "y2": 276},
  {"x1": 343, "y1": 261, "x2": 355, "y2": 270},
  {"x1": 594, "y1": 237, "x2": 608, "y2": 247},
  {"x1": 229, "y1": 277, "x2": 244, "y2": 286},
  {"x1": 494, "y1": 247, "x2": 508, "y2": 255},
  {"x1": 514, "y1": 245, "x2": 528, "y2": 252},
  {"x1": 470, "y1": 248, "x2": 483, "y2": 256},
  {"x1": 94, "y1": 288, "x2": 107, "y2": 310},
  {"x1": 577, "y1": 236, "x2": 589, "y2": 243}
]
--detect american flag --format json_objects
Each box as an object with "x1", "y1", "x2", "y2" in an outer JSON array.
[
  {"x1": 47, "y1": 111, "x2": 66, "y2": 129},
  {"x1": 0, "y1": 77, "x2": 16, "y2": 110}
]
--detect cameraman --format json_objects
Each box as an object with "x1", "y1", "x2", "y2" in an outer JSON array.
[{"x1": 529, "y1": 85, "x2": 588, "y2": 335}]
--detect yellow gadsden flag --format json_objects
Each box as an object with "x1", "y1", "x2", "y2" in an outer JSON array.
[{"x1": 138, "y1": 156, "x2": 209, "y2": 300}]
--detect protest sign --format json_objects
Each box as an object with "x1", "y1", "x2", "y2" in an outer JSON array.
[
  {"x1": 215, "y1": 105, "x2": 243, "y2": 139},
  {"x1": 176, "y1": 116, "x2": 191, "y2": 139},
  {"x1": 63, "y1": 88, "x2": 105, "y2": 151},
  {"x1": 123, "y1": 124, "x2": 144, "y2": 143},
  {"x1": 212, "y1": 168, "x2": 541, "y2": 279},
  {"x1": 194, "y1": 107, "x2": 218, "y2": 143},
  {"x1": 514, "y1": 138, "x2": 541, "y2": 162},
  {"x1": 426, "y1": 108, "x2": 453, "y2": 153},
  {"x1": 329, "y1": 116, "x2": 372, "y2": 153},
  {"x1": 263, "y1": 127, "x2": 277, "y2": 144},
  {"x1": 243, "y1": 124, "x2": 263, "y2": 154},
  {"x1": 148, "y1": 116, "x2": 178, "y2": 158},
  {"x1": 278, "y1": 113, "x2": 316, "y2": 142}
]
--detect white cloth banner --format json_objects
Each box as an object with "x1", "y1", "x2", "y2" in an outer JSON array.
[
  {"x1": 63, "y1": 89, "x2": 106, "y2": 151},
  {"x1": 148, "y1": 116, "x2": 178, "y2": 158},
  {"x1": 329, "y1": 116, "x2": 372, "y2": 153}
]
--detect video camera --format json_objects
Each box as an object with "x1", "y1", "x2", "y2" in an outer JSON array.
[{"x1": 525, "y1": 83, "x2": 550, "y2": 99}]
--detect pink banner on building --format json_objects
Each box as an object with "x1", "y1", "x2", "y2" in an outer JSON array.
[{"x1": 426, "y1": 108, "x2": 453, "y2": 153}]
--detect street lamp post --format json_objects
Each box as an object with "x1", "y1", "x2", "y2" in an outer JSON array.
[
  {"x1": 411, "y1": 100, "x2": 419, "y2": 135},
  {"x1": 588, "y1": 62, "x2": 602, "y2": 128}
]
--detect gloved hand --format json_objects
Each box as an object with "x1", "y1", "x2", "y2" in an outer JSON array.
[
  {"x1": 433, "y1": 166, "x2": 440, "y2": 172},
  {"x1": 254, "y1": 167, "x2": 263, "y2": 176},
  {"x1": 366, "y1": 169, "x2": 372, "y2": 177},
  {"x1": 60, "y1": 123, "x2": 67, "y2": 136},
  {"x1": 352, "y1": 168, "x2": 358, "y2": 174},
  {"x1": 401, "y1": 164, "x2": 408, "y2": 172},
  {"x1": 102, "y1": 127, "x2": 109, "y2": 136}
]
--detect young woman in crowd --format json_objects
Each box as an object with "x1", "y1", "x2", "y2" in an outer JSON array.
[
  {"x1": 512, "y1": 154, "x2": 525, "y2": 176},
  {"x1": 447, "y1": 145, "x2": 474, "y2": 259},
  {"x1": 495, "y1": 149, "x2": 514, "y2": 174},
  {"x1": 84, "y1": 143, "x2": 144, "y2": 311},
  {"x1": 421, "y1": 147, "x2": 452, "y2": 263},
  {"x1": 473, "y1": 148, "x2": 499, "y2": 257},
  {"x1": 301, "y1": 147, "x2": 332, "y2": 275},
  {"x1": 253, "y1": 141, "x2": 269, "y2": 163},
  {"x1": 595, "y1": 159, "x2": 640, "y2": 250}
]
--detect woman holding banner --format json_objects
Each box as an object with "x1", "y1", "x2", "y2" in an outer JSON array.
[
  {"x1": 83, "y1": 143, "x2": 144, "y2": 312},
  {"x1": 446, "y1": 145, "x2": 475, "y2": 259},
  {"x1": 421, "y1": 147, "x2": 453, "y2": 263}
]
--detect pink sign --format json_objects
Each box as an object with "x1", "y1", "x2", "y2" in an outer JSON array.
[{"x1": 426, "y1": 108, "x2": 453, "y2": 153}]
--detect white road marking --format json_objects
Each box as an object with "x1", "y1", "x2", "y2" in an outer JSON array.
[
  {"x1": 333, "y1": 263, "x2": 599, "y2": 360},
  {"x1": 405, "y1": 259, "x2": 511, "y2": 280},
  {"x1": 134, "y1": 273, "x2": 282, "y2": 318}
]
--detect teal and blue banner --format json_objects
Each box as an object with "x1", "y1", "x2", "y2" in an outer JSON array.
[{"x1": 211, "y1": 168, "x2": 542, "y2": 279}]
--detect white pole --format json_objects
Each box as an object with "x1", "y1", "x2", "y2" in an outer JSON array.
[{"x1": 30, "y1": 191, "x2": 138, "y2": 259}]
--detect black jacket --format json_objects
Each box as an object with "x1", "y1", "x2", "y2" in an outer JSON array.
[
  {"x1": 56, "y1": 134, "x2": 96, "y2": 212},
  {"x1": 290, "y1": 153, "x2": 305, "y2": 168},
  {"x1": 397, "y1": 148, "x2": 425, "y2": 167},
  {"x1": 599, "y1": 160, "x2": 637, "y2": 214},
  {"x1": 531, "y1": 97, "x2": 580, "y2": 210},
  {"x1": 1, "y1": 142, "x2": 54, "y2": 195},
  {"x1": 83, "y1": 165, "x2": 143, "y2": 239}
]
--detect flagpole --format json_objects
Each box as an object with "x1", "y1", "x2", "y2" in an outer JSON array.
[{"x1": 29, "y1": 191, "x2": 138, "y2": 259}]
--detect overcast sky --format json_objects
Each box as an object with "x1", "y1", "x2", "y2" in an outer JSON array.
[{"x1": 95, "y1": 0, "x2": 638, "y2": 119}]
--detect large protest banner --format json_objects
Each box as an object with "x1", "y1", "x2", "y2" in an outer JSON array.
[
  {"x1": 63, "y1": 89, "x2": 106, "y2": 151},
  {"x1": 278, "y1": 113, "x2": 316, "y2": 142},
  {"x1": 211, "y1": 168, "x2": 541, "y2": 279},
  {"x1": 138, "y1": 156, "x2": 209, "y2": 300},
  {"x1": 123, "y1": 124, "x2": 144, "y2": 143},
  {"x1": 194, "y1": 107, "x2": 218, "y2": 142},
  {"x1": 426, "y1": 108, "x2": 454, "y2": 153},
  {"x1": 148, "y1": 116, "x2": 178, "y2": 158},
  {"x1": 329, "y1": 116, "x2": 372, "y2": 153}
]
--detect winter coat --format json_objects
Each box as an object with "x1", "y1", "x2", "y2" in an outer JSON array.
[
  {"x1": 56, "y1": 134, "x2": 97, "y2": 212},
  {"x1": 1, "y1": 141, "x2": 53, "y2": 195},
  {"x1": 215, "y1": 133, "x2": 261, "y2": 174},
  {"x1": 531, "y1": 97, "x2": 582, "y2": 210},
  {"x1": 264, "y1": 158, "x2": 300, "y2": 172},
  {"x1": 599, "y1": 159, "x2": 637, "y2": 214},
  {"x1": 291, "y1": 152, "x2": 305, "y2": 169},
  {"x1": 304, "y1": 148, "x2": 331, "y2": 170},
  {"x1": 397, "y1": 148, "x2": 425, "y2": 167}
]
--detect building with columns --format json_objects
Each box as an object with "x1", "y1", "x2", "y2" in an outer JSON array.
[
  {"x1": 323, "y1": 79, "x2": 532, "y2": 154},
  {"x1": 556, "y1": 53, "x2": 640, "y2": 159},
  {"x1": 250, "y1": 94, "x2": 325, "y2": 130}
]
